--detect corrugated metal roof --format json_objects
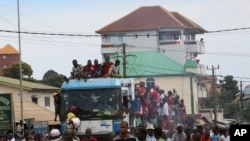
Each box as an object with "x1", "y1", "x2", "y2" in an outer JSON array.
[
  {"x1": 96, "y1": 6, "x2": 207, "y2": 33},
  {"x1": 110, "y1": 51, "x2": 187, "y2": 77},
  {"x1": 0, "y1": 76, "x2": 60, "y2": 91},
  {"x1": 0, "y1": 44, "x2": 19, "y2": 54}
]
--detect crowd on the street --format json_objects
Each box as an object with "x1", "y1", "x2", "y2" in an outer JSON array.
[
  {"x1": 0, "y1": 120, "x2": 230, "y2": 141},
  {"x1": 111, "y1": 120, "x2": 231, "y2": 141}
]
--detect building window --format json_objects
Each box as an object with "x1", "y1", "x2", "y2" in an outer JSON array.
[
  {"x1": 102, "y1": 35, "x2": 108, "y2": 43},
  {"x1": 44, "y1": 97, "x2": 50, "y2": 107},
  {"x1": 146, "y1": 77, "x2": 155, "y2": 90},
  {"x1": 121, "y1": 36, "x2": 126, "y2": 43},
  {"x1": 109, "y1": 36, "x2": 119, "y2": 44},
  {"x1": 32, "y1": 97, "x2": 38, "y2": 104},
  {"x1": 3, "y1": 64, "x2": 8, "y2": 68},
  {"x1": 2, "y1": 55, "x2": 7, "y2": 59},
  {"x1": 159, "y1": 31, "x2": 180, "y2": 41}
]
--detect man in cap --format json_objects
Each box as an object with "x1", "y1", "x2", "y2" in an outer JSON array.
[
  {"x1": 146, "y1": 123, "x2": 156, "y2": 141},
  {"x1": 50, "y1": 129, "x2": 61, "y2": 141}
]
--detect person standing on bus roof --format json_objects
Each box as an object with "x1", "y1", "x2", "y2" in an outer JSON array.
[
  {"x1": 102, "y1": 55, "x2": 114, "y2": 78},
  {"x1": 67, "y1": 106, "x2": 77, "y2": 129}
]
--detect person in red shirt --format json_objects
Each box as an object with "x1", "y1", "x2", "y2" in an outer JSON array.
[
  {"x1": 92, "y1": 59, "x2": 103, "y2": 78},
  {"x1": 81, "y1": 128, "x2": 97, "y2": 141},
  {"x1": 83, "y1": 60, "x2": 94, "y2": 78},
  {"x1": 102, "y1": 55, "x2": 114, "y2": 77}
]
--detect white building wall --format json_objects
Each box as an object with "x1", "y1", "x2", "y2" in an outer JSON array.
[
  {"x1": 125, "y1": 30, "x2": 158, "y2": 52},
  {"x1": 159, "y1": 44, "x2": 186, "y2": 64}
]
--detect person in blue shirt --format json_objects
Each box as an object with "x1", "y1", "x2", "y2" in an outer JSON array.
[
  {"x1": 210, "y1": 126, "x2": 219, "y2": 141},
  {"x1": 130, "y1": 94, "x2": 141, "y2": 126}
]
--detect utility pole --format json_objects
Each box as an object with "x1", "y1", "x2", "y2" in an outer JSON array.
[
  {"x1": 17, "y1": 0, "x2": 24, "y2": 135},
  {"x1": 113, "y1": 43, "x2": 135, "y2": 78},
  {"x1": 122, "y1": 43, "x2": 126, "y2": 78},
  {"x1": 207, "y1": 65, "x2": 219, "y2": 126},
  {"x1": 240, "y1": 80, "x2": 243, "y2": 113}
]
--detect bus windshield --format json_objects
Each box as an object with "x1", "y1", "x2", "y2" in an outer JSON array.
[{"x1": 60, "y1": 88, "x2": 122, "y2": 120}]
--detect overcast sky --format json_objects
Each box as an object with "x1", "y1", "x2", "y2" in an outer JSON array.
[{"x1": 1, "y1": 0, "x2": 250, "y2": 85}]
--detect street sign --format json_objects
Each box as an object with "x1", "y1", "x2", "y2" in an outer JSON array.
[
  {"x1": 33, "y1": 121, "x2": 48, "y2": 134},
  {"x1": 0, "y1": 93, "x2": 13, "y2": 131}
]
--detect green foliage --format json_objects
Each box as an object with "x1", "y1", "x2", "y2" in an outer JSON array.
[
  {"x1": 241, "y1": 102, "x2": 250, "y2": 121},
  {"x1": 219, "y1": 75, "x2": 240, "y2": 118},
  {"x1": 221, "y1": 75, "x2": 239, "y2": 95},
  {"x1": 2, "y1": 61, "x2": 33, "y2": 79},
  {"x1": 42, "y1": 70, "x2": 64, "y2": 87},
  {"x1": 200, "y1": 75, "x2": 240, "y2": 119},
  {"x1": 223, "y1": 103, "x2": 240, "y2": 119}
]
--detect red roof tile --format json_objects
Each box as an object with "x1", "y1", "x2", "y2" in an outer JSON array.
[
  {"x1": 0, "y1": 44, "x2": 19, "y2": 54},
  {"x1": 96, "y1": 6, "x2": 207, "y2": 33}
]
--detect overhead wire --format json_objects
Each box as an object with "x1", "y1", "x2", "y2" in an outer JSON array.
[
  {"x1": 0, "y1": 2, "x2": 101, "y2": 57},
  {"x1": 1, "y1": 1, "x2": 250, "y2": 79}
]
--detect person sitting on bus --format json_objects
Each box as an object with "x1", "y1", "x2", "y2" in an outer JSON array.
[
  {"x1": 67, "y1": 106, "x2": 77, "y2": 129},
  {"x1": 92, "y1": 59, "x2": 103, "y2": 78},
  {"x1": 108, "y1": 59, "x2": 121, "y2": 78},
  {"x1": 83, "y1": 59, "x2": 95, "y2": 78},
  {"x1": 102, "y1": 55, "x2": 114, "y2": 78},
  {"x1": 64, "y1": 59, "x2": 83, "y2": 82}
]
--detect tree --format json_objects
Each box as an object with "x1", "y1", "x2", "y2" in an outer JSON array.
[
  {"x1": 220, "y1": 75, "x2": 239, "y2": 103},
  {"x1": 218, "y1": 75, "x2": 240, "y2": 118},
  {"x1": 199, "y1": 75, "x2": 240, "y2": 119},
  {"x1": 2, "y1": 61, "x2": 33, "y2": 79},
  {"x1": 42, "y1": 70, "x2": 64, "y2": 87}
]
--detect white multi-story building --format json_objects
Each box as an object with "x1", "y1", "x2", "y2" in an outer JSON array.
[{"x1": 96, "y1": 6, "x2": 207, "y2": 114}]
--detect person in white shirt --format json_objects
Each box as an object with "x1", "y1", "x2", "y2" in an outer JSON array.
[{"x1": 109, "y1": 59, "x2": 121, "y2": 78}]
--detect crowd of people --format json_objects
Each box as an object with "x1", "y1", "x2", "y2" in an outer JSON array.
[
  {"x1": 64, "y1": 56, "x2": 121, "y2": 82},
  {"x1": 127, "y1": 81, "x2": 190, "y2": 133},
  {"x1": 35, "y1": 120, "x2": 229, "y2": 141},
  {"x1": 113, "y1": 120, "x2": 231, "y2": 141}
]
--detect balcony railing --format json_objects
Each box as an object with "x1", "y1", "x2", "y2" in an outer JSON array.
[{"x1": 185, "y1": 40, "x2": 205, "y2": 54}]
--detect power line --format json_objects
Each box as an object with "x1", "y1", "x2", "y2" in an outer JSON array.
[
  {"x1": 2, "y1": 26, "x2": 250, "y2": 37},
  {"x1": 207, "y1": 27, "x2": 250, "y2": 33}
]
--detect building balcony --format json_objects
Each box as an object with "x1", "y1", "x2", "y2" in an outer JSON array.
[{"x1": 185, "y1": 40, "x2": 205, "y2": 54}]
